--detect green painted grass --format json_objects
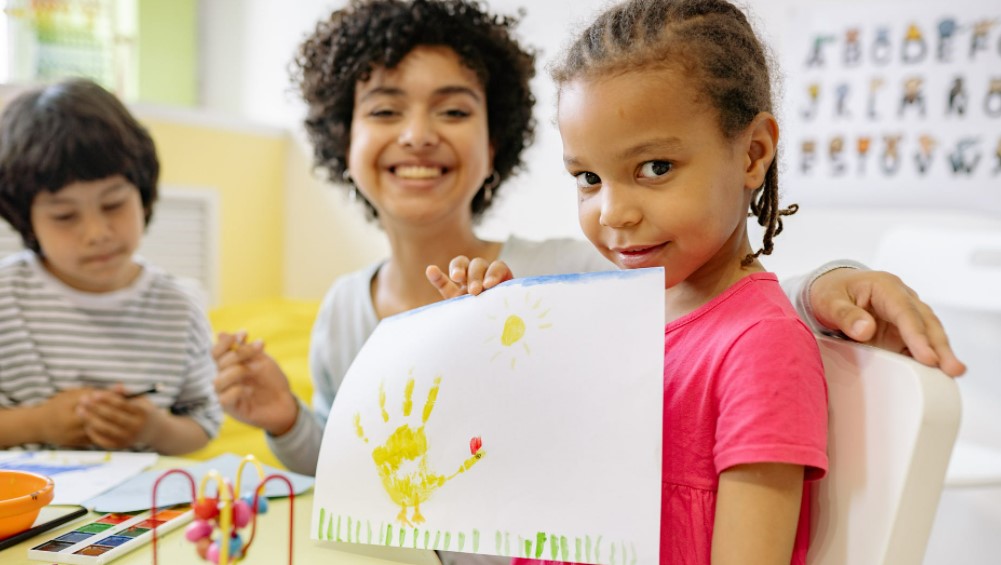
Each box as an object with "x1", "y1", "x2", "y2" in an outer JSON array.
[{"x1": 315, "y1": 508, "x2": 641, "y2": 564}]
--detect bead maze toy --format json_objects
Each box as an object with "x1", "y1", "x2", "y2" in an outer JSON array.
[{"x1": 151, "y1": 455, "x2": 294, "y2": 564}]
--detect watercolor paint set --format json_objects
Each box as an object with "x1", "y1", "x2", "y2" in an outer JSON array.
[{"x1": 26, "y1": 504, "x2": 192, "y2": 564}]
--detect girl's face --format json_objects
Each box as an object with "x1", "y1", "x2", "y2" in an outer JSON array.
[
  {"x1": 558, "y1": 67, "x2": 764, "y2": 291},
  {"x1": 30, "y1": 174, "x2": 145, "y2": 292},
  {"x1": 347, "y1": 45, "x2": 495, "y2": 229}
]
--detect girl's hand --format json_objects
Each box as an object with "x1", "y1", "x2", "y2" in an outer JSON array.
[
  {"x1": 426, "y1": 255, "x2": 514, "y2": 298},
  {"x1": 77, "y1": 387, "x2": 159, "y2": 450},
  {"x1": 213, "y1": 333, "x2": 299, "y2": 437}
]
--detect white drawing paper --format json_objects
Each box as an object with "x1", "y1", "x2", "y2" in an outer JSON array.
[
  {"x1": 0, "y1": 450, "x2": 157, "y2": 506},
  {"x1": 312, "y1": 269, "x2": 665, "y2": 564}
]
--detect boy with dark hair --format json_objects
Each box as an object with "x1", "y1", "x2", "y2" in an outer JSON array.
[{"x1": 0, "y1": 78, "x2": 221, "y2": 454}]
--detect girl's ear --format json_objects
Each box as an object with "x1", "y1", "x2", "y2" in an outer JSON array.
[{"x1": 743, "y1": 112, "x2": 779, "y2": 190}]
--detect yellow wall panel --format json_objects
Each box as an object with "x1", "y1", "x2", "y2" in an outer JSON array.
[{"x1": 142, "y1": 116, "x2": 287, "y2": 305}]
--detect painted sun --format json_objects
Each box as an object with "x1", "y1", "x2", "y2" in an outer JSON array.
[{"x1": 486, "y1": 292, "x2": 552, "y2": 370}]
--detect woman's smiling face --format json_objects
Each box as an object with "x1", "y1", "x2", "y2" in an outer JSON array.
[{"x1": 347, "y1": 45, "x2": 495, "y2": 229}]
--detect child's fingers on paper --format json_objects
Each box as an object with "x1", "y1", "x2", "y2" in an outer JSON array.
[
  {"x1": 483, "y1": 260, "x2": 513, "y2": 289},
  {"x1": 466, "y1": 257, "x2": 491, "y2": 295},
  {"x1": 426, "y1": 265, "x2": 465, "y2": 299},
  {"x1": 448, "y1": 255, "x2": 472, "y2": 284},
  {"x1": 426, "y1": 264, "x2": 446, "y2": 287}
]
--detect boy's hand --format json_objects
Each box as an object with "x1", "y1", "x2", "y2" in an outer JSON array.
[
  {"x1": 213, "y1": 333, "x2": 299, "y2": 437},
  {"x1": 77, "y1": 387, "x2": 160, "y2": 450},
  {"x1": 36, "y1": 389, "x2": 94, "y2": 447},
  {"x1": 426, "y1": 256, "x2": 513, "y2": 298}
]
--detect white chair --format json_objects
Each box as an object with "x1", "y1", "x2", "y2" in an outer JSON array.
[
  {"x1": 871, "y1": 225, "x2": 1001, "y2": 564},
  {"x1": 808, "y1": 336, "x2": 961, "y2": 565}
]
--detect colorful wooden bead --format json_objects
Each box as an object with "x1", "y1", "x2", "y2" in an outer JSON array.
[
  {"x1": 232, "y1": 500, "x2": 252, "y2": 528},
  {"x1": 185, "y1": 519, "x2": 213, "y2": 542},
  {"x1": 194, "y1": 498, "x2": 220, "y2": 520}
]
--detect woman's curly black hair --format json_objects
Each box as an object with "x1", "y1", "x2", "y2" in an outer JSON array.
[{"x1": 291, "y1": 0, "x2": 536, "y2": 220}]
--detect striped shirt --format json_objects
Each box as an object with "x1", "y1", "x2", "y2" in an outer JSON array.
[{"x1": 0, "y1": 251, "x2": 222, "y2": 448}]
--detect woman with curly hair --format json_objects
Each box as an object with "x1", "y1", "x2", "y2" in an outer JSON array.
[
  {"x1": 213, "y1": 0, "x2": 619, "y2": 482},
  {"x1": 212, "y1": 0, "x2": 962, "y2": 501}
]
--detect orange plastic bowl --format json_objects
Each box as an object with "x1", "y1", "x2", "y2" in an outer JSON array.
[{"x1": 0, "y1": 470, "x2": 55, "y2": 538}]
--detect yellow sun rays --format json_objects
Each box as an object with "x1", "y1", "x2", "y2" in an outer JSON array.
[{"x1": 486, "y1": 292, "x2": 552, "y2": 370}]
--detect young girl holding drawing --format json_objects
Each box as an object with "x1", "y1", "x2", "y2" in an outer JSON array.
[{"x1": 429, "y1": 0, "x2": 829, "y2": 562}]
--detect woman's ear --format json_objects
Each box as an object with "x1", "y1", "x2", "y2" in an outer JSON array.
[{"x1": 743, "y1": 112, "x2": 779, "y2": 190}]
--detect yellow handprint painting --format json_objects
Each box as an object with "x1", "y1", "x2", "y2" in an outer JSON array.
[
  {"x1": 313, "y1": 269, "x2": 665, "y2": 563},
  {"x1": 354, "y1": 375, "x2": 485, "y2": 527}
]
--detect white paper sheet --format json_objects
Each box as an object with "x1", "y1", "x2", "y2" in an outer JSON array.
[
  {"x1": 0, "y1": 450, "x2": 157, "y2": 505},
  {"x1": 312, "y1": 269, "x2": 665, "y2": 564},
  {"x1": 83, "y1": 452, "x2": 315, "y2": 512}
]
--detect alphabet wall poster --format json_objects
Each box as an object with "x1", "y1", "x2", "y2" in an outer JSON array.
[
  {"x1": 782, "y1": 0, "x2": 1001, "y2": 212},
  {"x1": 312, "y1": 269, "x2": 665, "y2": 564}
]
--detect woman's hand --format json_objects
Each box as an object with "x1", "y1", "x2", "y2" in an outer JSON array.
[
  {"x1": 426, "y1": 255, "x2": 514, "y2": 298},
  {"x1": 810, "y1": 268, "x2": 966, "y2": 377},
  {"x1": 212, "y1": 332, "x2": 300, "y2": 437}
]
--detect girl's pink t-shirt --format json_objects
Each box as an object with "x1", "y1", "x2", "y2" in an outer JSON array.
[{"x1": 514, "y1": 272, "x2": 828, "y2": 565}]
